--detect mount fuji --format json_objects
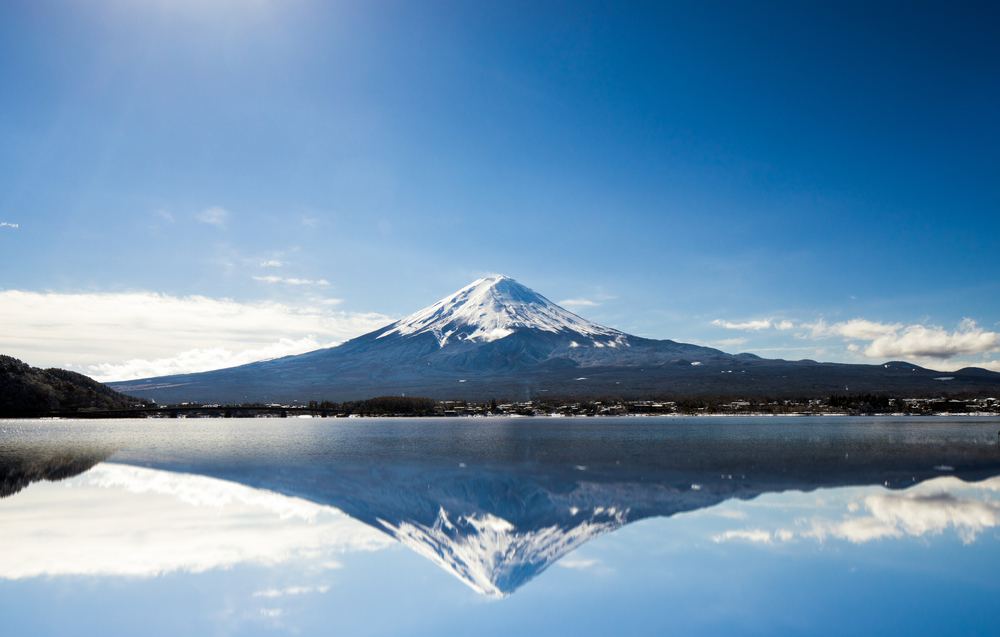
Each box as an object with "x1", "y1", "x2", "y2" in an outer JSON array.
[
  {"x1": 111, "y1": 275, "x2": 1000, "y2": 403},
  {"x1": 355, "y1": 275, "x2": 728, "y2": 372}
]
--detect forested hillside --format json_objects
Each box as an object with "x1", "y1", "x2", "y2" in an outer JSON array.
[{"x1": 0, "y1": 355, "x2": 150, "y2": 413}]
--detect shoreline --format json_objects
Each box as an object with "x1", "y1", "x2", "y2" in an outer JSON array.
[{"x1": 4, "y1": 411, "x2": 1000, "y2": 421}]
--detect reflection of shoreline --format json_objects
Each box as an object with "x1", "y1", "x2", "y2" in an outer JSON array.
[
  {"x1": 0, "y1": 444, "x2": 116, "y2": 498},
  {"x1": 9, "y1": 412, "x2": 1000, "y2": 420}
]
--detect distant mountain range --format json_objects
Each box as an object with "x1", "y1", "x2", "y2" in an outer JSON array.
[{"x1": 110, "y1": 276, "x2": 1000, "y2": 403}]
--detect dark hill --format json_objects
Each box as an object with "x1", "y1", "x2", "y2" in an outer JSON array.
[{"x1": 0, "y1": 355, "x2": 151, "y2": 415}]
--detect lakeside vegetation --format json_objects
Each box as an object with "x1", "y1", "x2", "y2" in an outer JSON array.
[
  {"x1": 3, "y1": 353, "x2": 998, "y2": 419},
  {"x1": 73, "y1": 392, "x2": 999, "y2": 419}
]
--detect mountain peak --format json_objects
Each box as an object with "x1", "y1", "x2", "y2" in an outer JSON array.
[{"x1": 377, "y1": 276, "x2": 624, "y2": 347}]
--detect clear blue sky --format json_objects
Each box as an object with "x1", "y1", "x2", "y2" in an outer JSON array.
[{"x1": 1, "y1": 0, "x2": 997, "y2": 379}]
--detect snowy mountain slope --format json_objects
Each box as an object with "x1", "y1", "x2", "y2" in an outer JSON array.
[
  {"x1": 289, "y1": 275, "x2": 728, "y2": 372},
  {"x1": 376, "y1": 275, "x2": 627, "y2": 347},
  {"x1": 109, "y1": 276, "x2": 1000, "y2": 403}
]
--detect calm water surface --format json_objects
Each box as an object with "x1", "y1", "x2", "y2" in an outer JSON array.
[{"x1": 2, "y1": 416, "x2": 999, "y2": 636}]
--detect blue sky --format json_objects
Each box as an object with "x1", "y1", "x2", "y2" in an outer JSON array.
[{"x1": 1, "y1": 0, "x2": 998, "y2": 379}]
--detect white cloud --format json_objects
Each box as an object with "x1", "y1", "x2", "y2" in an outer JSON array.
[
  {"x1": 712, "y1": 319, "x2": 773, "y2": 331},
  {"x1": 260, "y1": 260, "x2": 283, "y2": 267},
  {"x1": 0, "y1": 464, "x2": 391, "y2": 580},
  {"x1": 153, "y1": 210, "x2": 174, "y2": 223},
  {"x1": 86, "y1": 337, "x2": 332, "y2": 381},
  {"x1": 802, "y1": 318, "x2": 1000, "y2": 360},
  {"x1": 864, "y1": 319, "x2": 1000, "y2": 360},
  {"x1": 0, "y1": 290, "x2": 391, "y2": 381},
  {"x1": 559, "y1": 298, "x2": 601, "y2": 308},
  {"x1": 980, "y1": 360, "x2": 1000, "y2": 372},
  {"x1": 197, "y1": 206, "x2": 230, "y2": 228},
  {"x1": 253, "y1": 276, "x2": 330, "y2": 286},
  {"x1": 715, "y1": 338, "x2": 748, "y2": 348},
  {"x1": 776, "y1": 320, "x2": 795, "y2": 330},
  {"x1": 0, "y1": 221, "x2": 18, "y2": 228},
  {"x1": 804, "y1": 318, "x2": 902, "y2": 341}
]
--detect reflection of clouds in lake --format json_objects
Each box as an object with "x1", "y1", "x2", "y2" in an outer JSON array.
[
  {"x1": 557, "y1": 558, "x2": 600, "y2": 569},
  {"x1": 0, "y1": 464, "x2": 392, "y2": 580},
  {"x1": 712, "y1": 509, "x2": 749, "y2": 520},
  {"x1": 712, "y1": 529, "x2": 773, "y2": 543},
  {"x1": 253, "y1": 586, "x2": 331, "y2": 598},
  {"x1": 808, "y1": 488, "x2": 1000, "y2": 544},
  {"x1": 712, "y1": 476, "x2": 1000, "y2": 546},
  {"x1": 84, "y1": 464, "x2": 327, "y2": 520}
]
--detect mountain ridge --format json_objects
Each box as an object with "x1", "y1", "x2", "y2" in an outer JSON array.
[{"x1": 109, "y1": 276, "x2": 1000, "y2": 403}]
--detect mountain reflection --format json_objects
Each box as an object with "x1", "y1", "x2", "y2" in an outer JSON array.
[
  {"x1": 2, "y1": 418, "x2": 1000, "y2": 597},
  {"x1": 210, "y1": 463, "x2": 1000, "y2": 597}
]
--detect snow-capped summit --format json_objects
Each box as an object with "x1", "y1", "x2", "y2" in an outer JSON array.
[{"x1": 377, "y1": 275, "x2": 626, "y2": 347}]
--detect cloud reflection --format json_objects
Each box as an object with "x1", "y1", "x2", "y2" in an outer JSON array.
[
  {"x1": 713, "y1": 476, "x2": 1000, "y2": 546},
  {"x1": 253, "y1": 586, "x2": 331, "y2": 598},
  {"x1": 0, "y1": 464, "x2": 392, "y2": 580}
]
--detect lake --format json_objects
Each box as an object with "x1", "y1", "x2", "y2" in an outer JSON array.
[{"x1": 2, "y1": 416, "x2": 999, "y2": 636}]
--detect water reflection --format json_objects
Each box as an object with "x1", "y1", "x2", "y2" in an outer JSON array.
[
  {"x1": 0, "y1": 463, "x2": 390, "y2": 580},
  {"x1": 708, "y1": 475, "x2": 1000, "y2": 546},
  {"x1": 2, "y1": 417, "x2": 999, "y2": 600},
  {"x1": 0, "y1": 442, "x2": 114, "y2": 498},
  {"x1": 5, "y1": 462, "x2": 1000, "y2": 596}
]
